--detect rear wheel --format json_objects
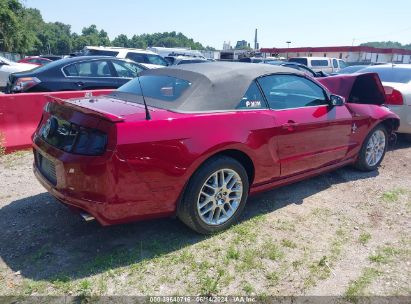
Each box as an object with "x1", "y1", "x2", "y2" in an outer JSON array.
[
  {"x1": 354, "y1": 125, "x2": 388, "y2": 171},
  {"x1": 178, "y1": 156, "x2": 249, "y2": 234}
]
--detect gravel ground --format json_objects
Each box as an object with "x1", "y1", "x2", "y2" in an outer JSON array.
[{"x1": 0, "y1": 138, "x2": 410, "y2": 298}]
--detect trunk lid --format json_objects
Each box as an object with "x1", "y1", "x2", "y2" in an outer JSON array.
[{"x1": 49, "y1": 95, "x2": 157, "y2": 122}]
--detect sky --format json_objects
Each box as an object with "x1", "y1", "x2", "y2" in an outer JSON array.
[{"x1": 24, "y1": 0, "x2": 411, "y2": 49}]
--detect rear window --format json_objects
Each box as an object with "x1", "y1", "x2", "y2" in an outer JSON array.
[
  {"x1": 311, "y1": 59, "x2": 329, "y2": 67},
  {"x1": 84, "y1": 49, "x2": 119, "y2": 57},
  {"x1": 288, "y1": 58, "x2": 308, "y2": 66},
  {"x1": 114, "y1": 75, "x2": 191, "y2": 102},
  {"x1": 359, "y1": 67, "x2": 411, "y2": 84}
]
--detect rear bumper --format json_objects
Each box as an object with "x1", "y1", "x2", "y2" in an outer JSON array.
[
  {"x1": 32, "y1": 137, "x2": 177, "y2": 225},
  {"x1": 33, "y1": 148, "x2": 112, "y2": 225}
]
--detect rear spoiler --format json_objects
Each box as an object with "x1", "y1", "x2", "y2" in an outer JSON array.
[{"x1": 46, "y1": 96, "x2": 125, "y2": 122}]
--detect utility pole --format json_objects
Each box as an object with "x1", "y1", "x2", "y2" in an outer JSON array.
[{"x1": 286, "y1": 41, "x2": 291, "y2": 59}]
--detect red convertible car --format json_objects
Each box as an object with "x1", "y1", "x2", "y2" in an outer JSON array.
[{"x1": 32, "y1": 63, "x2": 399, "y2": 234}]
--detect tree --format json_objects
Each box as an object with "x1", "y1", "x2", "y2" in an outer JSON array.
[
  {"x1": 360, "y1": 41, "x2": 411, "y2": 50},
  {"x1": 0, "y1": 0, "x2": 37, "y2": 53},
  {"x1": 0, "y1": 0, "x2": 213, "y2": 54},
  {"x1": 112, "y1": 34, "x2": 129, "y2": 47}
]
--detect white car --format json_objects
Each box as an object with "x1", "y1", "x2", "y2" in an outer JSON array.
[
  {"x1": 0, "y1": 56, "x2": 37, "y2": 90},
  {"x1": 359, "y1": 64, "x2": 411, "y2": 138},
  {"x1": 288, "y1": 57, "x2": 347, "y2": 73},
  {"x1": 165, "y1": 56, "x2": 208, "y2": 65},
  {"x1": 82, "y1": 46, "x2": 168, "y2": 69}
]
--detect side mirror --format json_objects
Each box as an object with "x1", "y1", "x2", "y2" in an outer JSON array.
[{"x1": 329, "y1": 94, "x2": 345, "y2": 106}]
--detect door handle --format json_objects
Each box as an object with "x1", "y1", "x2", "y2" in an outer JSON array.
[
  {"x1": 75, "y1": 81, "x2": 84, "y2": 87},
  {"x1": 281, "y1": 120, "x2": 298, "y2": 131}
]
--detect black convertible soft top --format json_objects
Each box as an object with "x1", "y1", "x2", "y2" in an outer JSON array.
[{"x1": 131, "y1": 62, "x2": 302, "y2": 112}]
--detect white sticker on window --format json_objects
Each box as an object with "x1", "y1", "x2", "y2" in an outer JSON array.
[{"x1": 246, "y1": 100, "x2": 261, "y2": 108}]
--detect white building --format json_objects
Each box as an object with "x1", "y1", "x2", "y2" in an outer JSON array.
[{"x1": 260, "y1": 46, "x2": 411, "y2": 64}]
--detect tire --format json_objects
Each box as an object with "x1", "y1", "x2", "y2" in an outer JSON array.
[
  {"x1": 354, "y1": 124, "x2": 388, "y2": 171},
  {"x1": 177, "y1": 156, "x2": 249, "y2": 234}
]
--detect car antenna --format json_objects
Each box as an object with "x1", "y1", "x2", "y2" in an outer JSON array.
[{"x1": 137, "y1": 76, "x2": 151, "y2": 120}]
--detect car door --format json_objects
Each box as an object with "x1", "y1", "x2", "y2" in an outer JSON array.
[
  {"x1": 62, "y1": 60, "x2": 119, "y2": 90},
  {"x1": 257, "y1": 74, "x2": 353, "y2": 177}
]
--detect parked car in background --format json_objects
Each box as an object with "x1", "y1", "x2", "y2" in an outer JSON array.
[
  {"x1": 82, "y1": 46, "x2": 169, "y2": 68},
  {"x1": 32, "y1": 62, "x2": 399, "y2": 234},
  {"x1": 331, "y1": 65, "x2": 369, "y2": 75},
  {"x1": 0, "y1": 56, "x2": 38, "y2": 91},
  {"x1": 165, "y1": 56, "x2": 209, "y2": 65},
  {"x1": 148, "y1": 47, "x2": 206, "y2": 59},
  {"x1": 40, "y1": 55, "x2": 62, "y2": 61},
  {"x1": 289, "y1": 57, "x2": 347, "y2": 73},
  {"x1": 357, "y1": 64, "x2": 411, "y2": 138},
  {"x1": 264, "y1": 61, "x2": 328, "y2": 77},
  {"x1": 6, "y1": 56, "x2": 146, "y2": 93},
  {"x1": 18, "y1": 56, "x2": 52, "y2": 66},
  {"x1": 238, "y1": 57, "x2": 265, "y2": 63}
]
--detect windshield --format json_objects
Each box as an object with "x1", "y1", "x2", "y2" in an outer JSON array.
[
  {"x1": 360, "y1": 66, "x2": 411, "y2": 84},
  {"x1": 111, "y1": 75, "x2": 192, "y2": 106}
]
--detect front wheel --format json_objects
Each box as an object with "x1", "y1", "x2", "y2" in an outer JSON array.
[
  {"x1": 354, "y1": 125, "x2": 388, "y2": 171},
  {"x1": 177, "y1": 156, "x2": 249, "y2": 234}
]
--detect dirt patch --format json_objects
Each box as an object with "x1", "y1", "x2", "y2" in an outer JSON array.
[{"x1": 0, "y1": 139, "x2": 410, "y2": 297}]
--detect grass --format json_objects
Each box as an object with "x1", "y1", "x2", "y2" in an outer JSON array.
[
  {"x1": 226, "y1": 246, "x2": 240, "y2": 260},
  {"x1": 345, "y1": 268, "x2": 381, "y2": 300},
  {"x1": 198, "y1": 269, "x2": 224, "y2": 296},
  {"x1": 369, "y1": 246, "x2": 402, "y2": 264},
  {"x1": 266, "y1": 272, "x2": 280, "y2": 286},
  {"x1": 275, "y1": 219, "x2": 296, "y2": 232},
  {"x1": 242, "y1": 282, "x2": 254, "y2": 294},
  {"x1": 261, "y1": 241, "x2": 284, "y2": 261},
  {"x1": 303, "y1": 227, "x2": 347, "y2": 288},
  {"x1": 359, "y1": 233, "x2": 372, "y2": 245},
  {"x1": 382, "y1": 189, "x2": 406, "y2": 203},
  {"x1": 281, "y1": 239, "x2": 297, "y2": 249},
  {"x1": 0, "y1": 149, "x2": 31, "y2": 168}
]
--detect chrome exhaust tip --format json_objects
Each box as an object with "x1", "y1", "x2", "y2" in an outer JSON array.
[{"x1": 80, "y1": 212, "x2": 95, "y2": 222}]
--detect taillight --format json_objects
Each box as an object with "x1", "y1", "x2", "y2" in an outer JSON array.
[
  {"x1": 39, "y1": 118, "x2": 107, "y2": 156},
  {"x1": 385, "y1": 87, "x2": 404, "y2": 105},
  {"x1": 71, "y1": 128, "x2": 107, "y2": 156},
  {"x1": 12, "y1": 77, "x2": 41, "y2": 92}
]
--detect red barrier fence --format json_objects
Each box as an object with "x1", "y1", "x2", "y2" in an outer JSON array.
[{"x1": 0, "y1": 90, "x2": 113, "y2": 153}]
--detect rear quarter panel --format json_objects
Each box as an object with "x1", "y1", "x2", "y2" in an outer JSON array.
[{"x1": 113, "y1": 110, "x2": 279, "y2": 217}]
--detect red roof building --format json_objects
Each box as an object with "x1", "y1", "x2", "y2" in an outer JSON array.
[{"x1": 260, "y1": 46, "x2": 411, "y2": 63}]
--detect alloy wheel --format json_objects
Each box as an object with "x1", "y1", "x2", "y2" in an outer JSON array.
[
  {"x1": 365, "y1": 129, "x2": 386, "y2": 167},
  {"x1": 197, "y1": 169, "x2": 243, "y2": 226}
]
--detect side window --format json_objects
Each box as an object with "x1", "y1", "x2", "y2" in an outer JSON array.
[
  {"x1": 146, "y1": 54, "x2": 168, "y2": 66},
  {"x1": 64, "y1": 61, "x2": 113, "y2": 77},
  {"x1": 333, "y1": 59, "x2": 338, "y2": 68},
  {"x1": 257, "y1": 75, "x2": 328, "y2": 110},
  {"x1": 125, "y1": 52, "x2": 146, "y2": 63},
  {"x1": 112, "y1": 60, "x2": 144, "y2": 78},
  {"x1": 236, "y1": 81, "x2": 266, "y2": 109},
  {"x1": 311, "y1": 59, "x2": 329, "y2": 67},
  {"x1": 63, "y1": 64, "x2": 79, "y2": 76}
]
